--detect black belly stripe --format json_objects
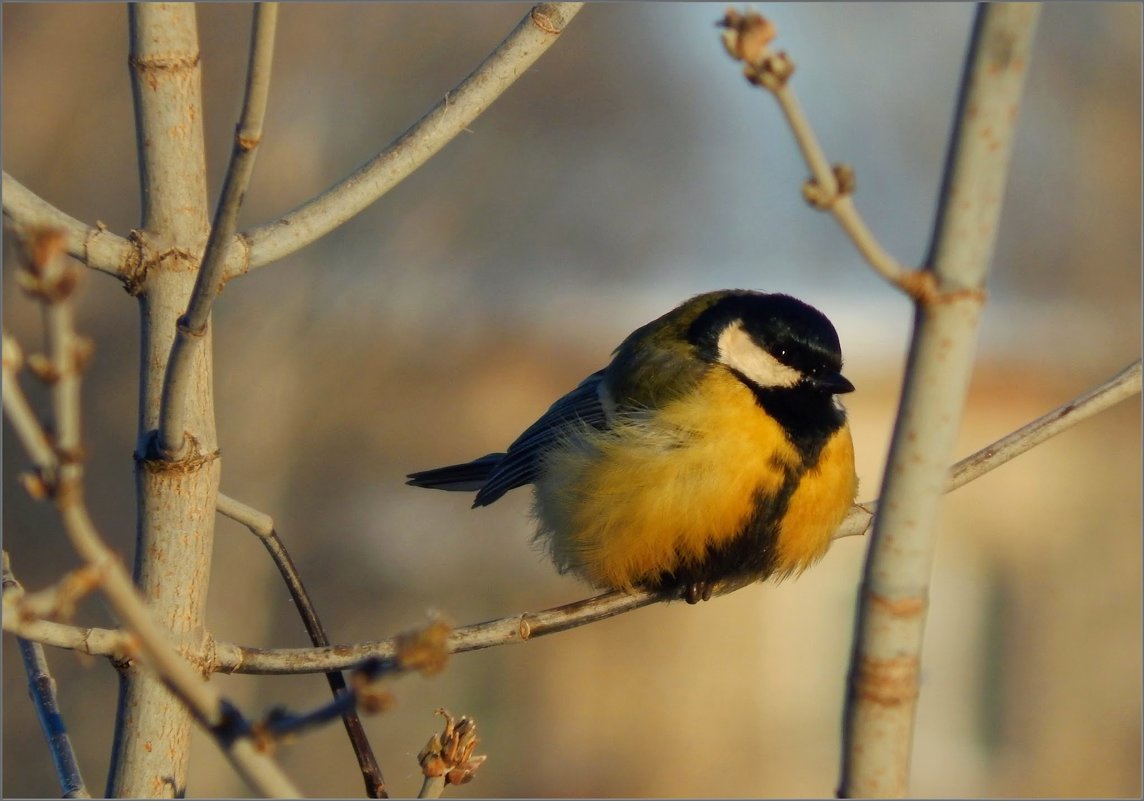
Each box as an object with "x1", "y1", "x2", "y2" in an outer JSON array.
[
  {"x1": 645, "y1": 455, "x2": 804, "y2": 591},
  {"x1": 640, "y1": 374, "x2": 848, "y2": 594}
]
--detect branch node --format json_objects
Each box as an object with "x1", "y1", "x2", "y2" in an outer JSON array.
[
  {"x1": 20, "y1": 470, "x2": 52, "y2": 501},
  {"x1": 236, "y1": 132, "x2": 261, "y2": 152},
  {"x1": 121, "y1": 230, "x2": 150, "y2": 296},
  {"x1": 529, "y1": 6, "x2": 563, "y2": 35},
  {"x1": 128, "y1": 51, "x2": 202, "y2": 73},
  {"x1": 896, "y1": 269, "x2": 987, "y2": 307},
  {"x1": 866, "y1": 590, "x2": 927, "y2": 619},
  {"x1": 176, "y1": 314, "x2": 209, "y2": 340},
  {"x1": 349, "y1": 660, "x2": 397, "y2": 715},
  {"x1": 26, "y1": 352, "x2": 59, "y2": 383},
  {"x1": 852, "y1": 654, "x2": 921, "y2": 706},
  {"x1": 137, "y1": 431, "x2": 220, "y2": 471},
  {"x1": 751, "y1": 51, "x2": 795, "y2": 91},
  {"x1": 802, "y1": 163, "x2": 855, "y2": 210}
]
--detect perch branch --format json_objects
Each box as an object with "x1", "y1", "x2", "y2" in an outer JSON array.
[{"x1": 11, "y1": 360, "x2": 1136, "y2": 677}]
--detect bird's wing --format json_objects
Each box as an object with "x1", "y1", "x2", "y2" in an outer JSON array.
[
  {"x1": 604, "y1": 323, "x2": 710, "y2": 413},
  {"x1": 472, "y1": 369, "x2": 609, "y2": 507}
]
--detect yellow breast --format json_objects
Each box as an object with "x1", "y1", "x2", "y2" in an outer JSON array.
[
  {"x1": 532, "y1": 369, "x2": 856, "y2": 591},
  {"x1": 773, "y1": 422, "x2": 856, "y2": 579}
]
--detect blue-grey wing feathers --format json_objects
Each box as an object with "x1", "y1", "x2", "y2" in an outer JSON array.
[{"x1": 406, "y1": 369, "x2": 609, "y2": 507}]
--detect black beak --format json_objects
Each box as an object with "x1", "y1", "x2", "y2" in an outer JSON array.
[{"x1": 807, "y1": 371, "x2": 855, "y2": 395}]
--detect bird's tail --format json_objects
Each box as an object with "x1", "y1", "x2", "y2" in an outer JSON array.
[{"x1": 405, "y1": 453, "x2": 505, "y2": 492}]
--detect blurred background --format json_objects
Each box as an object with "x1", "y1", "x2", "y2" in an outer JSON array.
[{"x1": 3, "y1": 3, "x2": 1140, "y2": 797}]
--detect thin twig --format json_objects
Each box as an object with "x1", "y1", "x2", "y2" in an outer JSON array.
[
  {"x1": 252, "y1": 656, "x2": 398, "y2": 744},
  {"x1": 946, "y1": 359, "x2": 1142, "y2": 493},
  {"x1": 4, "y1": 236, "x2": 301, "y2": 798},
  {"x1": 217, "y1": 590, "x2": 665, "y2": 675},
  {"x1": 156, "y1": 3, "x2": 278, "y2": 459},
  {"x1": 840, "y1": 6, "x2": 1041, "y2": 797},
  {"x1": 718, "y1": 10, "x2": 911, "y2": 290},
  {"x1": 1, "y1": 172, "x2": 134, "y2": 279},
  {"x1": 833, "y1": 358, "x2": 1144, "y2": 540},
  {"x1": 418, "y1": 776, "x2": 446, "y2": 799},
  {"x1": 1, "y1": 331, "x2": 58, "y2": 476},
  {"x1": 231, "y1": 3, "x2": 583, "y2": 278},
  {"x1": 218, "y1": 492, "x2": 390, "y2": 798},
  {"x1": 1, "y1": 607, "x2": 133, "y2": 661},
  {"x1": 4, "y1": 554, "x2": 92, "y2": 799}
]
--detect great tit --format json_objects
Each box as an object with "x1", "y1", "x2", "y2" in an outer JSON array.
[{"x1": 407, "y1": 289, "x2": 857, "y2": 603}]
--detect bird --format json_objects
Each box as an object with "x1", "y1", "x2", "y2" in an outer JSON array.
[{"x1": 407, "y1": 289, "x2": 857, "y2": 604}]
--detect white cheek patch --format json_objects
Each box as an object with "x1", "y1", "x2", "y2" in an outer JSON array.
[{"x1": 717, "y1": 321, "x2": 803, "y2": 389}]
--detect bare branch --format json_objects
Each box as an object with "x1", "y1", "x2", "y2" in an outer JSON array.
[
  {"x1": 718, "y1": 11, "x2": 911, "y2": 289},
  {"x1": 834, "y1": 358, "x2": 1144, "y2": 540},
  {"x1": 214, "y1": 589, "x2": 664, "y2": 675},
  {"x1": 156, "y1": 4, "x2": 279, "y2": 459},
  {"x1": 2, "y1": 331, "x2": 58, "y2": 477},
  {"x1": 4, "y1": 554, "x2": 92, "y2": 799},
  {"x1": 418, "y1": 775, "x2": 446, "y2": 800},
  {"x1": 3, "y1": 234, "x2": 301, "y2": 798},
  {"x1": 948, "y1": 360, "x2": 1141, "y2": 492},
  {"x1": 2, "y1": 173, "x2": 134, "y2": 279},
  {"x1": 1, "y1": 608, "x2": 132, "y2": 662},
  {"x1": 230, "y1": 2, "x2": 584, "y2": 278},
  {"x1": 218, "y1": 491, "x2": 390, "y2": 798},
  {"x1": 251, "y1": 657, "x2": 398, "y2": 746},
  {"x1": 840, "y1": 6, "x2": 1041, "y2": 797}
]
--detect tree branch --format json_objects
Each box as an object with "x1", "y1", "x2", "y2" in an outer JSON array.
[
  {"x1": 214, "y1": 589, "x2": 662, "y2": 675},
  {"x1": 228, "y1": 2, "x2": 583, "y2": 278},
  {"x1": 833, "y1": 358, "x2": 1143, "y2": 540},
  {"x1": 156, "y1": 3, "x2": 278, "y2": 459},
  {"x1": 1, "y1": 173, "x2": 134, "y2": 279},
  {"x1": 217, "y1": 492, "x2": 390, "y2": 798},
  {"x1": 115, "y1": 6, "x2": 222, "y2": 793},
  {"x1": 839, "y1": 6, "x2": 1041, "y2": 796},
  {"x1": 1, "y1": 332, "x2": 58, "y2": 477},
  {"x1": 3, "y1": 232, "x2": 302, "y2": 798},
  {"x1": 718, "y1": 11, "x2": 911, "y2": 290},
  {"x1": 4, "y1": 553, "x2": 91, "y2": 799}
]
